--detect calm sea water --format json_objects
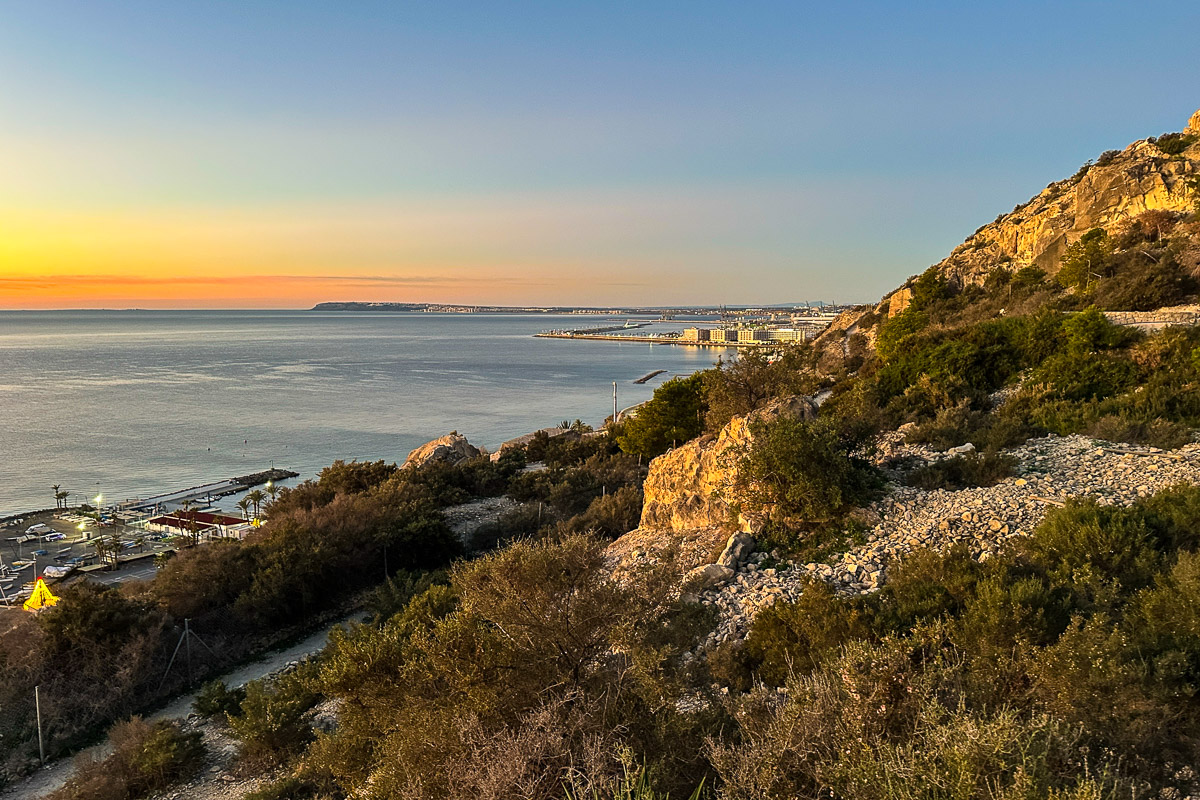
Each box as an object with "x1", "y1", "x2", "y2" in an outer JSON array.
[{"x1": 0, "y1": 310, "x2": 725, "y2": 514}]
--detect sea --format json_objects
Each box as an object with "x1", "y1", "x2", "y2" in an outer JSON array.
[{"x1": 0, "y1": 310, "x2": 727, "y2": 515}]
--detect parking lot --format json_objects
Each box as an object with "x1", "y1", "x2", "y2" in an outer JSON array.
[{"x1": 0, "y1": 509, "x2": 178, "y2": 602}]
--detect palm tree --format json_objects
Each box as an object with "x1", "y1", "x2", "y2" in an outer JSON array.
[
  {"x1": 54, "y1": 489, "x2": 70, "y2": 509},
  {"x1": 266, "y1": 480, "x2": 279, "y2": 503},
  {"x1": 246, "y1": 489, "x2": 267, "y2": 521},
  {"x1": 236, "y1": 497, "x2": 252, "y2": 521},
  {"x1": 52, "y1": 485, "x2": 61, "y2": 509},
  {"x1": 179, "y1": 499, "x2": 201, "y2": 544}
]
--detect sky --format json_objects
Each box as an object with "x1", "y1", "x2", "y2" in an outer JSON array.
[{"x1": 1, "y1": 2, "x2": 1198, "y2": 309}]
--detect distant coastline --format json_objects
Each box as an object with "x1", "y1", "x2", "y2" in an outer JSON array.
[{"x1": 311, "y1": 301, "x2": 838, "y2": 314}]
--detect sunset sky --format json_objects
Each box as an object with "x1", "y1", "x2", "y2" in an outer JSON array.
[{"x1": 2, "y1": 2, "x2": 1198, "y2": 309}]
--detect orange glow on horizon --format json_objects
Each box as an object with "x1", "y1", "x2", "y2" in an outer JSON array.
[
  {"x1": 0, "y1": 206, "x2": 555, "y2": 308},
  {"x1": 0, "y1": 200, "x2": 699, "y2": 308}
]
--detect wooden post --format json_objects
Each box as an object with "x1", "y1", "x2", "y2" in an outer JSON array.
[{"x1": 35, "y1": 685, "x2": 44, "y2": 764}]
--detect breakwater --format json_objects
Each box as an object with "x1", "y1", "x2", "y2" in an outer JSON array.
[
  {"x1": 117, "y1": 468, "x2": 299, "y2": 512},
  {"x1": 535, "y1": 331, "x2": 752, "y2": 348}
]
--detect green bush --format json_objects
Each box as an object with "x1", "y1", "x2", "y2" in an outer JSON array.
[
  {"x1": 48, "y1": 717, "x2": 204, "y2": 800},
  {"x1": 744, "y1": 579, "x2": 867, "y2": 685},
  {"x1": 192, "y1": 679, "x2": 246, "y2": 719},
  {"x1": 905, "y1": 450, "x2": 1017, "y2": 491},
  {"x1": 617, "y1": 374, "x2": 706, "y2": 458},
  {"x1": 227, "y1": 671, "x2": 320, "y2": 766},
  {"x1": 1057, "y1": 229, "x2": 1115, "y2": 289},
  {"x1": 702, "y1": 347, "x2": 813, "y2": 432},
  {"x1": 1153, "y1": 132, "x2": 1197, "y2": 156},
  {"x1": 366, "y1": 568, "x2": 450, "y2": 624},
  {"x1": 734, "y1": 416, "x2": 880, "y2": 529},
  {"x1": 557, "y1": 485, "x2": 645, "y2": 539},
  {"x1": 1018, "y1": 499, "x2": 1162, "y2": 609},
  {"x1": 1085, "y1": 415, "x2": 1193, "y2": 449},
  {"x1": 243, "y1": 775, "x2": 330, "y2": 800}
]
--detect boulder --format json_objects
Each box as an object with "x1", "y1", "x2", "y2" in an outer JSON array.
[
  {"x1": 639, "y1": 395, "x2": 819, "y2": 533},
  {"x1": 717, "y1": 533, "x2": 756, "y2": 570},
  {"x1": 404, "y1": 432, "x2": 480, "y2": 469},
  {"x1": 683, "y1": 563, "x2": 734, "y2": 591},
  {"x1": 1188, "y1": 108, "x2": 1200, "y2": 135}
]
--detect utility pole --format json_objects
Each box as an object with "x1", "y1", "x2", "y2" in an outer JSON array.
[
  {"x1": 612, "y1": 382, "x2": 617, "y2": 425},
  {"x1": 35, "y1": 685, "x2": 44, "y2": 764}
]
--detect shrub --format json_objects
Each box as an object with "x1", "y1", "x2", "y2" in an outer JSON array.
[
  {"x1": 48, "y1": 717, "x2": 204, "y2": 800},
  {"x1": 192, "y1": 679, "x2": 246, "y2": 719},
  {"x1": 744, "y1": 579, "x2": 867, "y2": 685},
  {"x1": 557, "y1": 485, "x2": 645, "y2": 539},
  {"x1": 1057, "y1": 229, "x2": 1115, "y2": 289},
  {"x1": 364, "y1": 568, "x2": 449, "y2": 624},
  {"x1": 905, "y1": 401, "x2": 985, "y2": 450},
  {"x1": 227, "y1": 671, "x2": 320, "y2": 765},
  {"x1": 1019, "y1": 500, "x2": 1161, "y2": 609},
  {"x1": 617, "y1": 374, "x2": 706, "y2": 458},
  {"x1": 702, "y1": 347, "x2": 813, "y2": 432},
  {"x1": 734, "y1": 417, "x2": 880, "y2": 528},
  {"x1": 243, "y1": 775, "x2": 330, "y2": 800},
  {"x1": 1085, "y1": 415, "x2": 1192, "y2": 449},
  {"x1": 1153, "y1": 132, "x2": 1197, "y2": 156},
  {"x1": 1090, "y1": 251, "x2": 1197, "y2": 311},
  {"x1": 905, "y1": 450, "x2": 1017, "y2": 491}
]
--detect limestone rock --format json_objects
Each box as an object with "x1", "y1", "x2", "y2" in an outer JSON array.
[
  {"x1": 684, "y1": 563, "x2": 734, "y2": 591},
  {"x1": 638, "y1": 395, "x2": 818, "y2": 532},
  {"x1": 404, "y1": 431, "x2": 480, "y2": 469},
  {"x1": 717, "y1": 533, "x2": 756, "y2": 570},
  {"x1": 1188, "y1": 108, "x2": 1200, "y2": 135}
]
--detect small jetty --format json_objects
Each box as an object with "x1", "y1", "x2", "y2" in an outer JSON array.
[
  {"x1": 633, "y1": 370, "x2": 666, "y2": 384},
  {"x1": 118, "y1": 468, "x2": 299, "y2": 512},
  {"x1": 537, "y1": 321, "x2": 653, "y2": 337}
]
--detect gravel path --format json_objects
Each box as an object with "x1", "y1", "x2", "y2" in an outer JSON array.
[{"x1": 2, "y1": 616, "x2": 355, "y2": 800}]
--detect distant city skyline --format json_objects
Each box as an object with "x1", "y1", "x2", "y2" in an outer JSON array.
[{"x1": 1, "y1": 2, "x2": 1198, "y2": 309}]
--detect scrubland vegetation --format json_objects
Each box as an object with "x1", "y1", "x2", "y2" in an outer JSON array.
[
  {"x1": 24, "y1": 183, "x2": 1200, "y2": 797},
  {"x1": 184, "y1": 487, "x2": 1200, "y2": 800}
]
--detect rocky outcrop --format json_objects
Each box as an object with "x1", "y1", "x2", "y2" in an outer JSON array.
[
  {"x1": 909, "y1": 109, "x2": 1200, "y2": 293},
  {"x1": 638, "y1": 395, "x2": 819, "y2": 533},
  {"x1": 404, "y1": 432, "x2": 481, "y2": 469}
]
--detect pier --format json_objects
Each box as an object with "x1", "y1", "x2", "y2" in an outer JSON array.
[
  {"x1": 633, "y1": 369, "x2": 666, "y2": 384},
  {"x1": 117, "y1": 468, "x2": 299, "y2": 512}
]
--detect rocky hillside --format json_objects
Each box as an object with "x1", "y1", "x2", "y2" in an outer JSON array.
[
  {"x1": 809, "y1": 108, "x2": 1200, "y2": 372},
  {"x1": 887, "y1": 108, "x2": 1200, "y2": 309}
]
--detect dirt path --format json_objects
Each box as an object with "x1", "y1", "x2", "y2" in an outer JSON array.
[{"x1": 2, "y1": 616, "x2": 357, "y2": 799}]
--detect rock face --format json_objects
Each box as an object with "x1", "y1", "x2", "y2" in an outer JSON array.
[
  {"x1": 404, "y1": 432, "x2": 481, "y2": 469},
  {"x1": 638, "y1": 395, "x2": 818, "y2": 533},
  {"x1": 896, "y1": 109, "x2": 1200, "y2": 295}
]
